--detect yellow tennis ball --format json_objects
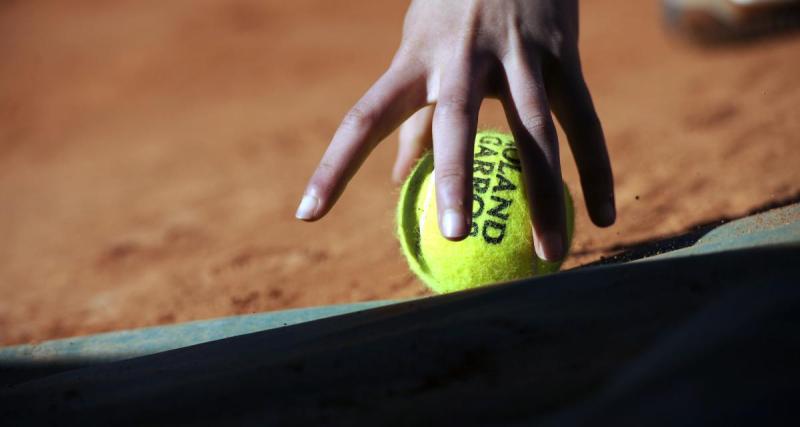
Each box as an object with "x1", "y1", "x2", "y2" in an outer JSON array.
[{"x1": 397, "y1": 130, "x2": 574, "y2": 294}]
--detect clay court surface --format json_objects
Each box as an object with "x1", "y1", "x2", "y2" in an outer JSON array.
[{"x1": 1, "y1": 0, "x2": 798, "y2": 345}]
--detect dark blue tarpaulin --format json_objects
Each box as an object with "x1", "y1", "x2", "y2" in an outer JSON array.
[{"x1": 1, "y1": 204, "x2": 798, "y2": 426}]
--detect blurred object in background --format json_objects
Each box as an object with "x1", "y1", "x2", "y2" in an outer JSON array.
[{"x1": 663, "y1": 0, "x2": 800, "y2": 42}]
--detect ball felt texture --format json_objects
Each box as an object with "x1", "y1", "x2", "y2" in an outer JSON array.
[{"x1": 397, "y1": 131, "x2": 574, "y2": 294}]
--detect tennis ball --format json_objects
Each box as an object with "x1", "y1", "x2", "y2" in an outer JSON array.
[{"x1": 397, "y1": 130, "x2": 574, "y2": 294}]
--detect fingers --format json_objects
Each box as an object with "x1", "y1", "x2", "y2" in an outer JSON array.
[
  {"x1": 297, "y1": 64, "x2": 427, "y2": 221},
  {"x1": 431, "y1": 58, "x2": 488, "y2": 241},
  {"x1": 546, "y1": 54, "x2": 615, "y2": 227},
  {"x1": 393, "y1": 105, "x2": 434, "y2": 183},
  {"x1": 501, "y1": 54, "x2": 567, "y2": 262}
]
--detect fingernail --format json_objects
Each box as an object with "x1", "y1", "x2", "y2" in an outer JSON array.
[
  {"x1": 392, "y1": 166, "x2": 404, "y2": 184},
  {"x1": 441, "y1": 208, "x2": 465, "y2": 239},
  {"x1": 535, "y1": 231, "x2": 564, "y2": 262},
  {"x1": 295, "y1": 194, "x2": 319, "y2": 220},
  {"x1": 600, "y1": 201, "x2": 616, "y2": 226}
]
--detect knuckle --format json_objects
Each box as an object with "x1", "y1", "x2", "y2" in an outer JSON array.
[
  {"x1": 440, "y1": 93, "x2": 470, "y2": 108},
  {"x1": 537, "y1": 186, "x2": 563, "y2": 204},
  {"x1": 392, "y1": 45, "x2": 426, "y2": 72},
  {"x1": 316, "y1": 159, "x2": 337, "y2": 175},
  {"x1": 341, "y1": 105, "x2": 377, "y2": 132},
  {"x1": 583, "y1": 164, "x2": 613, "y2": 182},
  {"x1": 436, "y1": 167, "x2": 468, "y2": 187},
  {"x1": 570, "y1": 109, "x2": 600, "y2": 131},
  {"x1": 520, "y1": 112, "x2": 554, "y2": 138},
  {"x1": 311, "y1": 161, "x2": 338, "y2": 190},
  {"x1": 546, "y1": 30, "x2": 568, "y2": 59},
  {"x1": 437, "y1": 94, "x2": 473, "y2": 118}
]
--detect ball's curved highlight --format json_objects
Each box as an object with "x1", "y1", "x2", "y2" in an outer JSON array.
[{"x1": 397, "y1": 131, "x2": 574, "y2": 294}]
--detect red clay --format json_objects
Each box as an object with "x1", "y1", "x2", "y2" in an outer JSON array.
[{"x1": 1, "y1": 0, "x2": 798, "y2": 345}]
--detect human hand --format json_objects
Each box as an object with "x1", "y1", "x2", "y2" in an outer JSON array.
[{"x1": 296, "y1": 0, "x2": 615, "y2": 262}]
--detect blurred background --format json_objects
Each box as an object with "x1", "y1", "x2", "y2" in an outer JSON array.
[{"x1": 1, "y1": 0, "x2": 798, "y2": 345}]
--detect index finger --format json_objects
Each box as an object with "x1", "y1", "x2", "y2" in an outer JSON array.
[{"x1": 297, "y1": 63, "x2": 427, "y2": 221}]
